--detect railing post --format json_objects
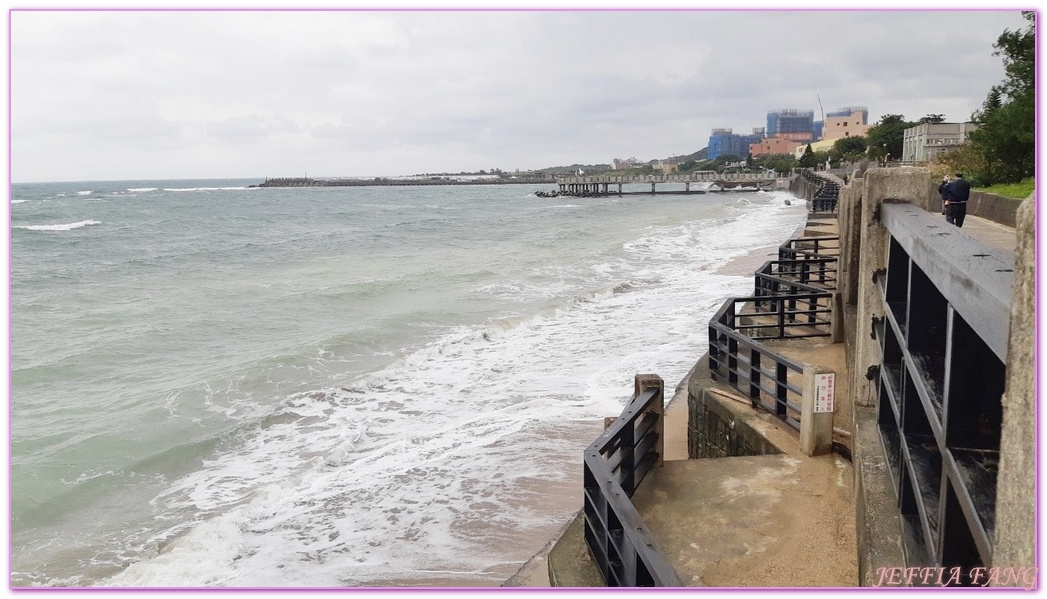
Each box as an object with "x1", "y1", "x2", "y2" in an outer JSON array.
[
  {"x1": 777, "y1": 297, "x2": 786, "y2": 338},
  {"x1": 620, "y1": 423, "x2": 635, "y2": 495},
  {"x1": 728, "y1": 336, "x2": 738, "y2": 384},
  {"x1": 708, "y1": 326, "x2": 720, "y2": 372},
  {"x1": 750, "y1": 348, "x2": 761, "y2": 401},
  {"x1": 776, "y1": 363, "x2": 788, "y2": 417},
  {"x1": 635, "y1": 374, "x2": 665, "y2": 470},
  {"x1": 800, "y1": 366, "x2": 835, "y2": 456}
]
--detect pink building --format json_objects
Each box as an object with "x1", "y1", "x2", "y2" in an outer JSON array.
[
  {"x1": 750, "y1": 137, "x2": 802, "y2": 157},
  {"x1": 821, "y1": 110, "x2": 871, "y2": 140}
]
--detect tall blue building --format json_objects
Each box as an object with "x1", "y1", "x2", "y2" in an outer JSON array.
[
  {"x1": 766, "y1": 109, "x2": 815, "y2": 142},
  {"x1": 707, "y1": 128, "x2": 765, "y2": 160}
]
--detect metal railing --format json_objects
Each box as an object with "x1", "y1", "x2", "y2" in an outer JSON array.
[
  {"x1": 708, "y1": 301, "x2": 805, "y2": 430},
  {"x1": 707, "y1": 235, "x2": 840, "y2": 430},
  {"x1": 754, "y1": 258, "x2": 838, "y2": 293},
  {"x1": 583, "y1": 375, "x2": 681, "y2": 587},
  {"x1": 778, "y1": 236, "x2": 840, "y2": 260},
  {"x1": 800, "y1": 169, "x2": 840, "y2": 213}
]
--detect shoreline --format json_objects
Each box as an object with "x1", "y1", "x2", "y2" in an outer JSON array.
[
  {"x1": 497, "y1": 236, "x2": 801, "y2": 588},
  {"x1": 501, "y1": 207, "x2": 811, "y2": 588}
]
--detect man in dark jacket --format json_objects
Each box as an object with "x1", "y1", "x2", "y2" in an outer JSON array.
[
  {"x1": 945, "y1": 173, "x2": 971, "y2": 227},
  {"x1": 938, "y1": 176, "x2": 951, "y2": 215}
]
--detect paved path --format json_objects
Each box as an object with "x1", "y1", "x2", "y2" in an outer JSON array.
[{"x1": 955, "y1": 214, "x2": 1017, "y2": 253}]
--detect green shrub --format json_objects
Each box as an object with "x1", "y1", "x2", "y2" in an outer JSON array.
[{"x1": 981, "y1": 178, "x2": 1035, "y2": 198}]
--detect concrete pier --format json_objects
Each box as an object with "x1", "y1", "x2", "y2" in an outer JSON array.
[{"x1": 556, "y1": 172, "x2": 781, "y2": 197}]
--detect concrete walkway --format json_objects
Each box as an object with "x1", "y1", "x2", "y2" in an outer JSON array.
[
  {"x1": 545, "y1": 337, "x2": 859, "y2": 587},
  {"x1": 954, "y1": 214, "x2": 1017, "y2": 253}
]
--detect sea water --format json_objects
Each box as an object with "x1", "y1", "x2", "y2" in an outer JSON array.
[{"x1": 10, "y1": 180, "x2": 806, "y2": 587}]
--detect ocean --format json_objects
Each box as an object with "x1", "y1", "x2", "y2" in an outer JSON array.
[{"x1": 10, "y1": 179, "x2": 806, "y2": 587}]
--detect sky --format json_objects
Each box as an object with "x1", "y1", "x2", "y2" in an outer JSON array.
[{"x1": 8, "y1": 7, "x2": 1035, "y2": 183}]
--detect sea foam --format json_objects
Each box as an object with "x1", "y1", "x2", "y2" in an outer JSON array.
[{"x1": 15, "y1": 220, "x2": 102, "y2": 231}]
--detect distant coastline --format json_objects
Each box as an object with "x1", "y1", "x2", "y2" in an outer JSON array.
[{"x1": 251, "y1": 176, "x2": 556, "y2": 188}]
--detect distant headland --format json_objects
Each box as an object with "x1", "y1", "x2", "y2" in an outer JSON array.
[{"x1": 250, "y1": 175, "x2": 556, "y2": 188}]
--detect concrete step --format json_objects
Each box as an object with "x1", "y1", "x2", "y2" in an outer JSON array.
[{"x1": 631, "y1": 452, "x2": 857, "y2": 587}]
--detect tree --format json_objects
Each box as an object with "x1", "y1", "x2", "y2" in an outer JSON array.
[
  {"x1": 798, "y1": 144, "x2": 818, "y2": 168},
  {"x1": 968, "y1": 11, "x2": 1035, "y2": 184},
  {"x1": 934, "y1": 142, "x2": 989, "y2": 186},
  {"x1": 865, "y1": 114, "x2": 915, "y2": 161},
  {"x1": 919, "y1": 114, "x2": 946, "y2": 124},
  {"x1": 831, "y1": 136, "x2": 868, "y2": 162},
  {"x1": 754, "y1": 154, "x2": 797, "y2": 175}
]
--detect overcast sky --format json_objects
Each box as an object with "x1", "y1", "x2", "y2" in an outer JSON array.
[{"x1": 10, "y1": 8, "x2": 1032, "y2": 182}]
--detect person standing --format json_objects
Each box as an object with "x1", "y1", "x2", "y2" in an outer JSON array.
[
  {"x1": 938, "y1": 175, "x2": 951, "y2": 215},
  {"x1": 945, "y1": 173, "x2": 971, "y2": 227}
]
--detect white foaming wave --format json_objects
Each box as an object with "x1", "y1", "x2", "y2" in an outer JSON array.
[
  {"x1": 625, "y1": 192, "x2": 805, "y2": 269},
  {"x1": 15, "y1": 220, "x2": 102, "y2": 232},
  {"x1": 162, "y1": 186, "x2": 249, "y2": 192},
  {"x1": 11, "y1": 199, "x2": 27, "y2": 204},
  {"x1": 101, "y1": 195, "x2": 808, "y2": 587},
  {"x1": 127, "y1": 187, "x2": 158, "y2": 192},
  {"x1": 76, "y1": 190, "x2": 92, "y2": 196}
]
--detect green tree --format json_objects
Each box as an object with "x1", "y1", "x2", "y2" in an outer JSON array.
[
  {"x1": 969, "y1": 11, "x2": 1035, "y2": 184},
  {"x1": 934, "y1": 142, "x2": 989, "y2": 186},
  {"x1": 798, "y1": 144, "x2": 817, "y2": 168},
  {"x1": 831, "y1": 136, "x2": 868, "y2": 162},
  {"x1": 919, "y1": 114, "x2": 946, "y2": 124},
  {"x1": 865, "y1": 114, "x2": 915, "y2": 161},
  {"x1": 754, "y1": 154, "x2": 797, "y2": 175}
]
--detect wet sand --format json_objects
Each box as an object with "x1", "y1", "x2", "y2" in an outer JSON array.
[{"x1": 715, "y1": 245, "x2": 780, "y2": 276}]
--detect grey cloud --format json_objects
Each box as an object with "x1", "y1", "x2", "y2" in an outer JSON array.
[
  {"x1": 10, "y1": 9, "x2": 1031, "y2": 182},
  {"x1": 205, "y1": 114, "x2": 299, "y2": 140}
]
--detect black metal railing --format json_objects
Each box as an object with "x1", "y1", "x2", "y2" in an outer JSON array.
[
  {"x1": 754, "y1": 258, "x2": 838, "y2": 293},
  {"x1": 874, "y1": 203, "x2": 1013, "y2": 581},
  {"x1": 708, "y1": 302, "x2": 806, "y2": 431},
  {"x1": 801, "y1": 169, "x2": 840, "y2": 213},
  {"x1": 778, "y1": 236, "x2": 840, "y2": 260},
  {"x1": 706, "y1": 233, "x2": 839, "y2": 430},
  {"x1": 583, "y1": 375, "x2": 681, "y2": 587}
]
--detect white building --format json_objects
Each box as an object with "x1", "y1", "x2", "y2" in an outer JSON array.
[{"x1": 902, "y1": 122, "x2": 979, "y2": 162}]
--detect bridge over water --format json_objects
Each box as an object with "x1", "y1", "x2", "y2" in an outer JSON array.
[{"x1": 555, "y1": 172, "x2": 784, "y2": 196}]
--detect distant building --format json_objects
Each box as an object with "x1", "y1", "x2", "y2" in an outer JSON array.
[
  {"x1": 767, "y1": 109, "x2": 815, "y2": 144},
  {"x1": 612, "y1": 157, "x2": 640, "y2": 170},
  {"x1": 750, "y1": 137, "x2": 802, "y2": 157},
  {"x1": 708, "y1": 127, "x2": 764, "y2": 159},
  {"x1": 793, "y1": 137, "x2": 842, "y2": 159},
  {"x1": 901, "y1": 122, "x2": 979, "y2": 162},
  {"x1": 652, "y1": 161, "x2": 679, "y2": 174},
  {"x1": 821, "y1": 108, "x2": 871, "y2": 141},
  {"x1": 827, "y1": 106, "x2": 869, "y2": 124}
]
